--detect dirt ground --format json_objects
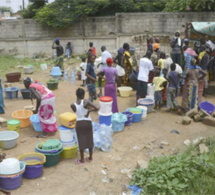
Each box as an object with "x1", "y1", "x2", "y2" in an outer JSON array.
[{"x1": 1, "y1": 62, "x2": 215, "y2": 195}]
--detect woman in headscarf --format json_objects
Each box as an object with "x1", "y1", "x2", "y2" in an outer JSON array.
[
  {"x1": 97, "y1": 58, "x2": 119, "y2": 113},
  {"x1": 0, "y1": 79, "x2": 4, "y2": 114},
  {"x1": 65, "y1": 40, "x2": 72, "y2": 58},
  {"x1": 24, "y1": 77, "x2": 57, "y2": 136},
  {"x1": 114, "y1": 47, "x2": 124, "y2": 87},
  {"x1": 181, "y1": 59, "x2": 206, "y2": 111},
  {"x1": 123, "y1": 43, "x2": 133, "y2": 86},
  {"x1": 52, "y1": 38, "x2": 64, "y2": 75}
]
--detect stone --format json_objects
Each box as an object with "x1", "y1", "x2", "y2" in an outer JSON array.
[
  {"x1": 182, "y1": 116, "x2": 192, "y2": 125},
  {"x1": 136, "y1": 160, "x2": 149, "y2": 169},
  {"x1": 186, "y1": 108, "x2": 198, "y2": 118},
  {"x1": 160, "y1": 141, "x2": 169, "y2": 145},
  {"x1": 184, "y1": 139, "x2": 191, "y2": 146},
  {"x1": 193, "y1": 113, "x2": 201, "y2": 122},
  {"x1": 198, "y1": 109, "x2": 211, "y2": 118},
  {"x1": 203, "y1": 116, "x2": 215, "y2": 127},
  {"x1": 192, "y1": 137, "x2": 205, "y2": 145},
  {"x1": 199, "y1": 144, "x2": 209, "y2": 154},
  {"x1": 0, "y1": 117, "x2": 7, "y2": 127}
]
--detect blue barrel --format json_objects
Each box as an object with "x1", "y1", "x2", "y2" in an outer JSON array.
[{"x1": 99, "y1": 114, "x2": 111, "y2": 126}]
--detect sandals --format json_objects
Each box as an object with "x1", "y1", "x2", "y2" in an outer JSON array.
[
  {"x1": 85, "y1": 157, "x2": 93, "y2": 163},
  {"x1": 76, "y1": 159, "x2": 85, "y2": 165}
]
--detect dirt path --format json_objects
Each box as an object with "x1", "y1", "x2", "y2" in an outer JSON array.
[{"x1": 1, "y1": 62, "x2": 215, "y2": 195}]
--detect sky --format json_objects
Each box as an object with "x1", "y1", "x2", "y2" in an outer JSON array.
[{"x1": 0, "y1": 0, "x2": 55, "y2": 13}]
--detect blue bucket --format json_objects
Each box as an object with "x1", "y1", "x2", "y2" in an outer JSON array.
[
  {"x1": 122, "y1": 111, "x2": 133, "y2": 126},
  {"x1": 199, "y1": 101, "x2": 215, "y2": 115},
  {"x1": 30, "y1": 114, "x2": 43, "y2": 132},
  {"x1": 112, "y1": 121, "x2": 125, "y2": 132},
  {"x1": 50, "y1": 67, "x2": 62, "y2": 76},
  {"x1": 99, "y1": 114, "x2": 111, "y2": 126},
  {"x1": 3, "y1": 87, "x2": 19, "y2": 99},
  {"x1": 126, "y1": 108, "x2": 144, "y2": 123}
]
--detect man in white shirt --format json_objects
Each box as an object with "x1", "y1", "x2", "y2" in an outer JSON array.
[
  {"x1": 136, "y1": 51, "x2": 154, "y2": 104},
  {"x1": 97, "y1": 46, "x2": 112, "y2": 97}
]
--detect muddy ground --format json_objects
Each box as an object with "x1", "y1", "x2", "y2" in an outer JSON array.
[{"x1": 1, "y1": 61, "x2": 215, "y2": 195}]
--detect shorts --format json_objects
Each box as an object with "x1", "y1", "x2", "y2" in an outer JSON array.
[
  {"x1": 154, "y1": 90, "x2": 162, "y2": 102},
  {"x1": 87, "y1": 84, "x2": 96, "y2": 96}
]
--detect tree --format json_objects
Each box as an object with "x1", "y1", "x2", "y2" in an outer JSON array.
[
  {"x1": 22, "y1": 0, "x2": 47, "y2": 18},
  {"x1": 35, "y1": 0, "x2": 166, "y2": 28},
  {"x1": 164, "y1": 0, "x2": 215, "y2": 12}
]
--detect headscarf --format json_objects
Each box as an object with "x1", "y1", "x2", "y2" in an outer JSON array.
[
  {"x1": 184, "y1": 48, "x2": 197, "y2": 57},
  {"x1": 106, "y1": 58, "x2": 113, "y2": 66},
  {"x1": 153, "y1": 43, "x2": 160, "y2": 51},
  {"x1": 24, "y1": 77, "x2": 32, "y2": 84}
]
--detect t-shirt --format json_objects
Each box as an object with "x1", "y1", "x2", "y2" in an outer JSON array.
[
  {"x1": 164, "y1": 57, "x2": 173, "y2": 71},
  {"x1": 170, "y1": 37, "x2": 181, "y2": 54},
  {"x1": 101, "y1": 50, "x2": 112, "y2": 70},
  {"x1": 168, "y1": 71, "x2": 179, "y2": 88},
  {"x1": 123, "y1": 51, "x2": 132, "y2": 66},
  {"x1": 186, "y1": 69, "x2": 200, "y2": 86},
  {"x1": 102, "y1": 67, "x2": 117, "y2": 84},
  {"x1": 153, "y1": 76, "x2": 166, "y2": 91},
  {"x1": 138, "y1": 57, "x2": 153, "y2": 82},
  {"x1": 86, "y1": 62, "x2": 96, "y2": 84},
  {"x1": 158, "y1": 59, "x2": 165, "y2": 70},
  {"x1": 199, "y1": 52, "x2": 208, "y2": 70},
  {"x1": 90, "y1": 47, "x2": 96, "y2": 56},
  {"x1": 56, "y1": 46, "x2": 64, "y2": 57}
]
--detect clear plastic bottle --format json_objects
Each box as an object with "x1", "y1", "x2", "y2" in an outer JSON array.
[
  {"x1": 70, "y1": 68, "x2": 76, "y2": 84},
  {"x1": 64, "y1": 69, "x2": 68, "y2": 81}
]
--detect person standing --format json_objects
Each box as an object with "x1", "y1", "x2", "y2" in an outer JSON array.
[
  {"x1": 71, "y1": 88, "x2": 99, "y2": 164},
  {"x1": 65, "y1": 40, "x2": 72, "y2": 58},
  {"x1": 136, "y1": 51, "x2": 153, "y2": 104},
  {"x1": 123, "y1": 43, "x2": 133, "y2": 86},
  {"x1": 170, "y1": 30, "x2": 182, "y2": 65},
  {"x1": 114, "y1": 47, "x2": 125, "y2": 87},
  {"x1": 0, "y1": 79, "x2": 4, "y2": 114},
  {"x1": 97, "y1": 58, "x2": 119, "y2": 113},
  {"x1": 85, "y1": 55, "x2": 97, "y2": 102},
  {"x1": 80, "y1": 57, "x2": 87, "y2": 86},
  {"x1": 52, "y1": 38, "x2": 64, "y2": 74},
  {"x1": 87, "y1": 42, "x2": 96, "y2": 60},
  {"x1": 97, "y1": 46, "x2": 112, "y2": 97}
]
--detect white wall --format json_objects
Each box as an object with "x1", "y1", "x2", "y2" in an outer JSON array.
[{"x1": 0, "y1": 0, "x2": 55, "y2": 13}]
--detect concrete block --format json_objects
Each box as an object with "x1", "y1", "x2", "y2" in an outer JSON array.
[
  {"x1": 203, "y1": 116, "x2": 215, "y2": 127},
  {"x1": 136, "y1": 160, "x2": 149, "y2": 169},
  {"x1": 182, "y1": 116, "x2": 192, "y2": 125}
]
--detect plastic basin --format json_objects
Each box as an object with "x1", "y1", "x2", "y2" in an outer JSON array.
[
  {"x1": 199, "y1": 101, "x2": 215, "y2": 115},
  {"x1": 18, "y1": 152, "x2": 46, "y2": 166},
  {"x1": 23, "y1": 164, "x2": 44, "y2": 179},
  {"x1": 20, "y1": 88, "x2": 31, "y2": 99},
  {"x1": 5, "y1": 72, "x2": 21, "y2": 82},
  {"x1": 0, "y1": 131, "x2": 19, "y2": 149},
  {"x1": 24, "y1": 65, "x2": 34, "y2": 74},
  {"x1": 3, "y1": 87, "x2": 19, "y2": 99},
  {"x1": 12, "y1": 109, "x2": 33, "y2": 128},
  {"x1": 0, "y1": 162, "x2": 26, "y2": 190},
  {"x1": 47, "y1": 79, "x2": 59, "y2": 90},
  {"x1": 61, "y1": 145, "x2": 78, "y2": 159},
  {"x1": 30, "y1": 114, "x2": 43, "y2": 132},
  {"x1": 7, "y1": 119, "x2": 20, "y2": 133},
  {"x1": 138, "y1": 98, "x2": 155, "y2": 113},
  {"x1": 118, "y1": 87, "x2": 132, "y2": 97}
]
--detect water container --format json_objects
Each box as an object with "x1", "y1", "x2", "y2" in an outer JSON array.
[
  {"x1": 137, "y1": 106, "x2": 148, "y2": 118},
  {"x1": 99, "y1": 113, "x2": 112, "y2": 126},
  {"x1": 64, "y1": 69, "x2": 69, "y2": 81},
  {"x1": 93, "y1": 131, "x2": 102, "y2": 148},
  {"x1": 100, "y1": 137, "x2": 113, "y2": 152},
  {"x1": 71, "y1": 69, "x2": 76, "y2": 84},
  {"x1": 99, "y1": 96, "x2": 113, "y2": 115},
  {"x1": 59, "y1": 125, "x2": 75, "y2": 142},
  {"x1": 147, "y1": 83, "x2": 155, "y2": 97},
  {"x1": 122, "y1": 111, "x2": 133, "y2": 126}
]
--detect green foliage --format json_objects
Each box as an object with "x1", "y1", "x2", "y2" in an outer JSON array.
[
  {"x1": 35, "y1": 0, "x2": 167, "y2": 28},
  {"x1": 164, "y1": 0, "x2": 215, "y2": 12},
  {"x1": 130, "y1": 140, "x2": 215, "y2": 195},
  {"x1": 0, "y1": 6, "x2": 11, "y2": 13},
  {"x1": 22, "y1": 0, "x2": 47, "y2": 18}
]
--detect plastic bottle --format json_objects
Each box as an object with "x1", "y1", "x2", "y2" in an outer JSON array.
[
  {"x1": 70, "y1": 68, "x2": 76, "y2": 84},
  {"x1": 64, "y1": 69, "x2": 68, "y2": 81}
]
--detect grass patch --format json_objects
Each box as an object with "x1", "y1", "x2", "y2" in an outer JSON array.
[{"x1": 130, "y1": 137, "x2": 215, "y2": 195}]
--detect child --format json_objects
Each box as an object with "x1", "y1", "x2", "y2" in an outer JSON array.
[
  {"x1": 71, "y1": 88, "x2": 99, "y2": 164},
  {"x1": 85, "y1": 54, "x2": 97, "y2": 102},
  {"x1": 80, "y1": 57, "x2": 87, "y2": 86},
  {"x1": 153, "y1": 69, "x2": 167, "y2": 109},
  {"x1": 165, "y1": 63, "x2": 181, "y2": 113}
]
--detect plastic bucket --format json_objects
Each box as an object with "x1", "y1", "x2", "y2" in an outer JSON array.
[
  {"x1": 40, "y1": 63, "x2": 47, "y2": 70},
  {"x1": 137, "y1": 106, "x2": 148, "y2": 118},
  {"x1": 199, "y1": 101, "x2": 215, "y2": 115},
  {"x1": 99, "y1": 114, "x2": 112, "y2": 126},
  {"x1": 99, "y1": 96, "x2": 113, "y2": 115},
  {"x1": 12, "y1": 109, "x2": 33, "y2": 128},
  {"x1": 50, "y1": 67, "x2": 62, "y2": 76},
  {"x1": 126, "y1": 109, "x2": 143, "y2": 123},
  {"x1": 7, "y1": 119, "x2": 20, "y2": 133},
  {"x1": 20, "y1": 89, "x2": 31, "y2": 99},
  {"x1": 112, "y1": 121, "x2": 125, "y2": 132},
  {"x1": 23, "y1": 164, "x2": 43, "y2": 179},
  {"x1": 60, "y1": 139, "x2": 77, "y2": 148},
  {"x1": 122, "y1": 111, "x2": 133, "y2": 126},
  {"x1": 30, "y1": 114, "x2": 43, "y2": 132},
  {"x1": 61, "y1": 145, "x2": 78, "y2": 159},
  {"x1": 59, "y1": 125, "x2": 75, "y2": 142},
  {"x1": 138, "y1": 98, "x2": 155, "y2": 113},
  {"x1": 3, "y1": 87, "x2": 19, "y2": 99}
]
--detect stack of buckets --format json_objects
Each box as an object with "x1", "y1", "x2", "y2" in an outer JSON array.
[
  {"x1": 7, "y1": 119, "x2": 20, "y2": 133},
  {"x1": 59, "y1": 112, "x2": 78, "y2": 159},
  {"x1": 99, "y1": 96, "x2": 113, "y2": 127}
]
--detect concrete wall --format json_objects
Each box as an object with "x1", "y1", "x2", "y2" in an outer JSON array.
[{"x1": 0, "y1": 12, "x2": 215, "y2": 57}]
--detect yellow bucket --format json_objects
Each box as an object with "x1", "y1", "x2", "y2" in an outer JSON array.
[
  {"x1": 7, "y1": 119, "x2": 20, "y2": 133},
  {"x1": 61, "y1": 145, "x2": 78, "y2": 159}
]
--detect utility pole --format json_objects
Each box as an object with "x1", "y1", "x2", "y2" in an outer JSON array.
[{"x1": 22, "y1": 0, "x2": 25, "y2": 10}]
